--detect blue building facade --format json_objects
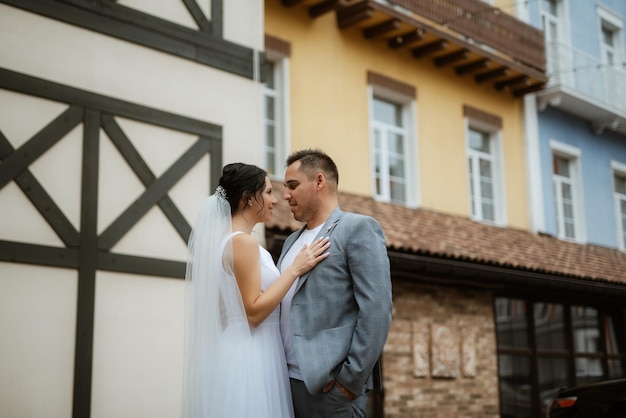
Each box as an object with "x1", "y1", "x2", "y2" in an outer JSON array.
[{"x1": 521, "y1": 0, "x2": 626, "y2": 250}]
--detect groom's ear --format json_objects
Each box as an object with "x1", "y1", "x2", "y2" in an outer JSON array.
[{"x1": 315, "y1": 172, "x2": 326, "y2": 190}]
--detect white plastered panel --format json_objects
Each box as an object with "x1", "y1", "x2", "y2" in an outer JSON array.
[
  {"x1": 91, "y1": 271, "x2": 185, "y2": 418},
  {"x1": 0, "y1": 263, "x2": 77, "y2": 418}
]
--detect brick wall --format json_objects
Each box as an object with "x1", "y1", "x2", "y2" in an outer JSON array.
[{"x1": 382, "y1": 281, "x2": 500, "y2": 417}]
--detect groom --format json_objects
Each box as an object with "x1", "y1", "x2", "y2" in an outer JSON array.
[{"x1": 278, "y1": 149, "x2": 393, "y2": 417}]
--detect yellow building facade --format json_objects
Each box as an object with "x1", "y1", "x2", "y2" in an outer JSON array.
[{"x1": 265, "y1": 0, "x2": 535, "y2": 228}]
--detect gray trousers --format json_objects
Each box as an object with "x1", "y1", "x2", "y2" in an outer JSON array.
[{"x1": 290, "y1": 378, "x2": 367, "y2": 418}]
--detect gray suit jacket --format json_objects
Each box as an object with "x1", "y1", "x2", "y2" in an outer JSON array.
[{"x1": 278, "y1": 207, "x2": 392, "y2": 395}]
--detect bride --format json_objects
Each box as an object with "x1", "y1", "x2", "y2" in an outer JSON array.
[{"x1": 182, "y1": 163, "x2": 329, "y2": 418}]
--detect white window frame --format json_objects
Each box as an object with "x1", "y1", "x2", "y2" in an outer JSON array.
[
  {"x1": 541, "y1": 0, "x2": 572, "y2": 86},
  {"x1": 263, "y1": 50, "x2": 290, "y2": 179},
  {"x1": 465, "y1": 118, "x2": 506, "y2": 226},
  {"x1": 541, "y1": 0, "x2": 569, "y2": 44},
  {"x1": 598, "y1": 5, "x2": 624, "y2": 68},
  {"x1": 612, "y1": 160, "x2": 626, "y2": 251},
  {"x1": 550, "y1": 140, "x2": 586, "y2": 242},
  {"x1": 597, "y1": 6, "x2": 625, "y2": 105},
  {"x1": 367, "y1": 85, "x2": 418, "y2": 207}
]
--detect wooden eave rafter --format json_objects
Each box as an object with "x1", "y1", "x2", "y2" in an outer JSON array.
[{"x1": 280, "y1": 0, "x2": 547, "y2": 97}]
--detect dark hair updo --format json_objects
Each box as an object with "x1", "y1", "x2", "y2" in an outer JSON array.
[{"x1": 218, "y1": 163, "x2": 267, "y2": 214}]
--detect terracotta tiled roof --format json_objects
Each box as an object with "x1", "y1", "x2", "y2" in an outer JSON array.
[{"x1": 267, "y1": 181, "x2": 626, "y2": 286}]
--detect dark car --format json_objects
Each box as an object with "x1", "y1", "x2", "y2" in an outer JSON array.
[{"x1": 546, "y1": 378, "x2": 626, "y2": 418}]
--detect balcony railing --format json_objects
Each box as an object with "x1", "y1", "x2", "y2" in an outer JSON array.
[
  {"x1": 279, "y1": 0, "x2": 548, "y2": 96},
  {"x1": 546, "y1": 41, "x2": 626, "y2": 117},
  {"x1": 388, "y1": 0, "x2": 546, "y2": 73}
]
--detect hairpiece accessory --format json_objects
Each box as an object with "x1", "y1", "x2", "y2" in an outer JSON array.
[{"x1": 215, "y1": 185, "x2": 227, "y2": 199}]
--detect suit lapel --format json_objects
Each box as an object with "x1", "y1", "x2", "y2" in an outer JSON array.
[{"x1": 294, "y1": 207, "x2": 343, "y2": 292}]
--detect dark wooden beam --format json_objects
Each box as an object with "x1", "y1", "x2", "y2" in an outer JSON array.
[
  {"x1": 97, "y1": 139, "x2": 211, "y2": 250},
  {"x1": 475, "y1": 67, "x2": 509, "y2": 83},
  {"x1": 363, "y1": 18, "x2": 400, "y2": 39},
  {"x1": 182, "y1": 0, "x2": 211, "y2": 32},
  {"x1": 0, "y1": 68, "x2": 221, "y2": 139},
  {"x1": 101, "y1": 115, "x2": 192, "y2": 243},
  {"x1": 210, "y1": 0, "x2": 223, "y2": 37},
  {"x1": 337, "y1": 1, "x2": 373, "y2": 29},
  {"x1": 388, "y1": 28, "x2": 424, "y2": 49},
  {"x1": 0, "y1": 106, "x2": 83, "y2": 190},
  {"x1": 98, "y1": 252, "x2": 186, "y2": 279},
  {"x1": 72, "y1": 108, "x2": 101, "y2": 418},
  {"x1": 4, "y1": 0, "x2": 252, "y2": 79},
  {"x1": 513, "y1": 82, "x2": 546, "y2": 97},
  {"x1": 434, "y1": 49, "x2": 469, "y2": 67},
  {"x1": 455, "y1": 58, "x2": 490, "y2": 75},
  {"x1": 282, "y1": 0, "x2": 304, "y2": 6},
  {"x1": 495, "y1": 75, "x2": 529, "y2": 91},
  {"x1": 0, "y1": 131, "x2": 80, "y2": 248},
  {"x1": 411, "y1": 40, "x2": 447, "y2": 58},
  {"x1": 309, "y1": 0, "x2": 339, "y2": 17},
  {"x1": 0, "y1": 240, "x2": 79, "y2": 268}
]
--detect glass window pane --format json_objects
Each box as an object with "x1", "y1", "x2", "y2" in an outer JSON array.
[
  {"x1": 564, "y1": 220, "x2": 576, "y2": 239},
  {"x1": 621, "y1": 208, "x2": 626, "y2": 247},
  {"x1": 575, "y1": 357, "x2": 603, "y2": 383},
  {"x1": 479, "y1": 158, "x2": 492, "y2": 177},
  {"x1": 537, "y1": 357, "x2": 569, "y2": 416},
  {"x1": 265, "y1": 96, "x2": 275, "y2": 120},
  {"x1": 561, "y1": 183, "x2": 572, "y2": 200},
  {"x1": 482, "y1": 202, "x2": 495, "y2": 221},
  {"x1": 389, "y1": 157, "x2": 405, "y2": 178},
  {"x1": 390, "y1": 179, "x2": 406, "y2": 202},
  {"x1": 571, "y1": 306, "x2": 600, "y2": 353},
  {"x1": 265, "y1": 62, "x2": 275, "y2": 88},
  {"x1": 563, "y1": 201, "x2": 574, "y2": 219},
  {"x1": 602, "y1": 27, "x2": 614, "y2": 47},
  {"x1": 534, "y1": 303, "x2": 566, "y2": 351},
  {"x1": 265, "y1": 124, "x2": 275, "y2": 148},
  {"x1": 547, "y1": 20, "x2": 557, "y2": 40},
  {"x1": 469, "y1": 129, "x2": 490, "y2": 153},
  {"x1": 495, "y1": 298, "x2": 529, "y2": 349},
  {"x1": 481, "y1": 179, "x2": 494, "y2": 199},
  {"x1": 498, "y1": 354, "x2": 533, "y2": 418},
  {"x1": 615, "y1": 175, "x2": 626, "y2": 194},
  {"x1": 608, "y1": 359, "x2": 625, "y2": 377},
  {"x1": 496, "y1": 303, "x2": 626, "y2": 418},
  {"x1": 553, "y1": 156, "x2": 570, "y2": 177},
  {"x1": 266, "y1": 150, "x2": 275, "y2": 176},
  {"x1": 373, "y1": 129, "x2": 381, "y2": 151},
  {"x1": 373, "y1": 97, "x2": 402, "y2": 127},
  {"x1": 606, "y1": 311, "x2": 626, "y2": 355},
  {"x1": 389, "y1": 133, "x2": 404, "y2": 154},
  {"x1": 544, "y1": 0, "x2": 558, "y2": 16}
]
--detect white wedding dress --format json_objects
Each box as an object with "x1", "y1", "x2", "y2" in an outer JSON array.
[
  {"x1": 182, "y1": 192, "x2": 294, "y2": 418},
  {"x1": 203, "y1": 232, "x2": 294, "y2": 418}
]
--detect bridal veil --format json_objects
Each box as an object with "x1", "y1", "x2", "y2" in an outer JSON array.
[{"x1": 181, "y1": 189, "x2": 252, "y2": 417}]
